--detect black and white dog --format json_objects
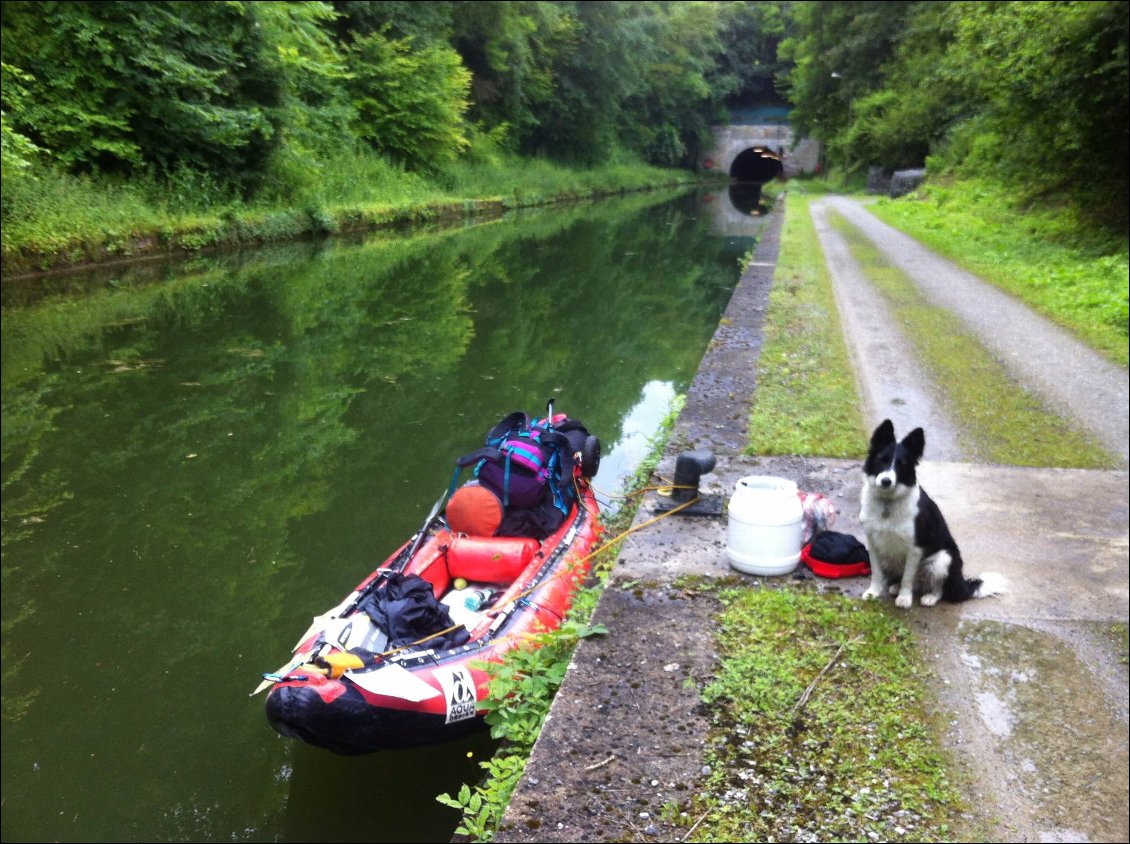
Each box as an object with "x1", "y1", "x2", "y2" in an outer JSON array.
[{"x1": 860, "y1": 419, "x2": 1005, "y2": 608}]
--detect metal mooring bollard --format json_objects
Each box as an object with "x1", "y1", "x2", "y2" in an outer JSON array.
[{"x1": 654, "y1": 449, "x2": 723, "y2": 516}]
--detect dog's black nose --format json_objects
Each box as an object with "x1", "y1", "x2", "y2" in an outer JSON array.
[{"x1": 879, "y1": 477, "x2": 893, "y2": 488}]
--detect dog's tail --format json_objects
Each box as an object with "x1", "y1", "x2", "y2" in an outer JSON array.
[
  {"x1": 944, "y1": 568, "x2": 1006, "y2": 602},
  {"x1": 967, "y1": 571, "x2": 1007, "y2": 600}
]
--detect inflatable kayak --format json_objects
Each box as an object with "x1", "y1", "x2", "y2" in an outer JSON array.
[{"x1": 260, "y1": 408, "x2": 602, "y2": 755}]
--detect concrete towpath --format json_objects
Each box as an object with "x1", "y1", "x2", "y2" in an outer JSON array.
[{"x1": 494, "y1": 196, "x2": 1129, "y2": 843}]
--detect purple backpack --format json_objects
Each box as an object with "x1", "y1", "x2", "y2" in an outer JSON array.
[
  {"x1": 451, "y1": 405, "x2": 595, "y2": 517},
  {"x1": 475, "y1": 414, "x2": 558, "y2": 508}
]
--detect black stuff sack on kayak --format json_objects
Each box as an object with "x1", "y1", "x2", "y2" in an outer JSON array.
[{"x1": 357, "y1": 573, "x2": 471, "y2": 649}]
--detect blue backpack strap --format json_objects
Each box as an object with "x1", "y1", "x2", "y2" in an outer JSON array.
[
  {"x1": 502, "y1": 451, "x2": 512, "y2": 507},
  {"x1": 485, "y1": 411, "x2": 529, "y2": 446}
]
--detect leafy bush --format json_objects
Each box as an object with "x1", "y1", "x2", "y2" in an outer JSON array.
[
  {"x1": 347, "y1": 29, "x2": 471, "y2": 171},
  {"x1": 435, "y1": 614, "x2": 608, "y2": 842}
]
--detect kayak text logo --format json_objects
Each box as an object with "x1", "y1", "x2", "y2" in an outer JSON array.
[{"x1": 441, "y1": 666, "x2": 478, "y2": 723}]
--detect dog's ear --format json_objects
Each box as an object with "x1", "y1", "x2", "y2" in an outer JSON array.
[
  {"x1": 902, "y1": 427, "x2": 925, "y2": 460},
  {"x1": 870, "y1": 419, "x2": 895, "y2": 449}
]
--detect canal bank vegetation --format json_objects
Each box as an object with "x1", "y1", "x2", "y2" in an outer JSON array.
[
  {"x1": 779, "y1": 0, "x2": 1128, "y2": 370},
  {"x1": 4, "y1": 1, "x2": 1127, "y2": 291},
  {"x1": 783, "y1": 1, "x2": 1128, "y2": 238},
  {"x1": 687, "y1": 584, "x2": 971, "y2": 843},
  {"x1": 827, "y1": 208, "x2": 1117, "y2": 468},
  {"x1": 1, "y1": 1, "x2": 784, "y2": 276},
  {"x1": 746, "y1": 184, "x2": 868, "y2": 459},
  {"x1": 0, "y1": 142, "x2": 703, "y2": 277},
  {"x1": 868, "y1": 181, "x2": 1129, "y2": 369},
  {"x1": 748, "y1": 167, "x2": 1128, "y2": 466}
]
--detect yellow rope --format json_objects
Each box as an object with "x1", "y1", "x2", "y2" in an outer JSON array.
[
  {"x1": 286, "y1": 480, "x2": 704, "y2": 677},
  {"x1": 369, "y1": 487, "x2": 702, "y2": 660}
]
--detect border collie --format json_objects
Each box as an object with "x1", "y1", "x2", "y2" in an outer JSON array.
[{"x1": 860, "y1": 419, "x2": 1005, "y2": 608}]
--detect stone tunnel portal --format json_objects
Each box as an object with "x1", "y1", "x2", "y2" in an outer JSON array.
[{"x1": 730, "y1": 146, "x2": 783, "y2": 183}]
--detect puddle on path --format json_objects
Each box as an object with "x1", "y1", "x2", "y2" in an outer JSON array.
[{"x1": 958, "y1": 620, "x2": 1128, "y2": 842}]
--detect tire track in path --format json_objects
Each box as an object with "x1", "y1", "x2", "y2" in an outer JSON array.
[{"x1": 811, "y1": 195, "x2": 1129, "y2": 467}]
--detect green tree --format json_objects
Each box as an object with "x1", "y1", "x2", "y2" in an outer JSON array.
[
  {"x1": 619, "y1": 2, "x2": 727, "y2": 167},
  {"x1": 780, "y1": 0, "x2": 917, "y2": 149},
  {"x1": 526, "y1": 1, "x2": 647, "y2": 164},
  {"x1": 250, "y1": 1, "x2": 354, "y2": 200},
  {"x1": 347, "y1": 28, "x2": 471, "y2": 170},
  {"x1": 778, "y1": 0, "x2": 1129, "y2": 231},
  {"x1": 0, "y1": 1, "x2": 278, "y2": 190},
  {"x1": 331, "y1": 0, "x2": 456, "y2": 44},
  {"x1": 0, "y1": 1, "x2": 356, "y2": 200},
  {"x1": 0, "y1": 63, "x2": 41, "y2": 182},
  {"x1": 943, "y1": 1, "x2": 1129, "y2": 222},
  {"x1": 713, "y1": 0, "x2": 790, "y2": 110},
  {"x1": 449, "y1": 1, "x2": 575, "y2": 150},
  {"x1": 838, "y1": 2, "x2": 963, "y2": 170}
]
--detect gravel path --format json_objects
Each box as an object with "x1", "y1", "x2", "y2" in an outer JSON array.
[
  {"x1": 496, "y1": 197, "x2": 1128, "y2": 844},
  {"x1": 810, "y1": 196, "x2": 1129, "y2": 466}
]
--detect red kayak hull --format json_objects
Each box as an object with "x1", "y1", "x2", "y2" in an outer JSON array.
[{"x1": 265, "y1": 482, "x2": 602, "y2": 754}]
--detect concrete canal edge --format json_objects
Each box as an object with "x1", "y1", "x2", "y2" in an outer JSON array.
[
  {"x1": 489, "y1": 197, "x2": 845, "y2": 842},
  {"x1": 493, "y1": 191, "x2": 1129, "y2": 842}
]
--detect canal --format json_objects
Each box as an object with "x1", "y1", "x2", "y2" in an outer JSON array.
[{"x1": 0, "y1": 186, "x2": 763, "y2": 842}]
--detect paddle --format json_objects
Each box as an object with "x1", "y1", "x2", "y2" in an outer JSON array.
[
  {"x1": 251, "y1": 488, "x2": 449, "y2": 696},
  {"x1": 400, "y1": 488, "x2": 448, "y2": 570}
]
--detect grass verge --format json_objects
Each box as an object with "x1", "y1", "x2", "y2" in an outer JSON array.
[
  {"x1": 827, "y1": 209, "x2": 1115, "y2": 469},
  {"x1": 1, "y1": 150, "x2": 708, "y2": 277},
  {"x1": 746, "y1": 183, "x2": 867, "y2": 458},
  {"x1": 687, "y1": 583, "x2": 971, "y2": 843},
  {"x1": 867, "y1": 181, "x2": 1128, "y2": 368}
]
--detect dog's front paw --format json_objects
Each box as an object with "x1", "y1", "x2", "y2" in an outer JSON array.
[
  {"x1": 861, "y1": 587, "x2": 882, "y2": 601},
  {"x1": 894, "y1": 591, "x2": 914, "y2": 609},
  {"x1": 920, "y1": 593, "x2": 940, "y2": 607},
  {"x1": 888, "y1": 583, "x2": 900, "y2": 597}
]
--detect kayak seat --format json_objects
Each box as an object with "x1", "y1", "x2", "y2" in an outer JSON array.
[{"x1": 446, "y1": 535, "x2": 539, "y2": 585}]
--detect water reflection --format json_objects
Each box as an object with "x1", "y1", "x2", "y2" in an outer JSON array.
[
  {"x1": 728, "y1": 181, "x2": 768, "y2": 216},
  {"x1": 593, "y1": 380, "x2": 678, "y2": 511},
  {"x1": 0, "y1": 188, "x2": 761, "y2": 842}
]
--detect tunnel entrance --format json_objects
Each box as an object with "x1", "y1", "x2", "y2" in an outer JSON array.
[{"x1": 729, "y1": 146, "x2": 783, "y2": 184}]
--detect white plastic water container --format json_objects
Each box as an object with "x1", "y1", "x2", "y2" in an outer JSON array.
[{"x1": 726, "y1": 475, "x2": 804, "y2": 576}]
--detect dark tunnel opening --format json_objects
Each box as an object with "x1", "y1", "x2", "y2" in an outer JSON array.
[{"x1": 729, "y1": 147, "x2": 783, "y2": 184}]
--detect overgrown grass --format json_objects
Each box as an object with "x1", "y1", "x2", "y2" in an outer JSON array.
[
  {"x1": 746, "y1": 184, "x2": 868, "y2": 458},
  {"x1": 828, "y1": 209, "x2": 1115, "y2": 469},
  {"x1": 868, "y1": 180, "x2": 1129, "y2": 367},
  {"x1": 1, "y1": 146, "x2": 702, "y2": 275},
  {"x1": 689, "y1": 584, "x2": 969, "y2": 843},
  {"x1": 1, "y1": 170, "x2": 185, "y2": 260}
]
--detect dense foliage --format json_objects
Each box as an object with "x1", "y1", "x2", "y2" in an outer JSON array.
[
  {"x1": 2, "y1": 1, "x2": 1127, "y2": 244},
  {"x1": 1, "y1": 1, "x2": 782, "y2": 189},
  {"x1": 781, "y1": 1, "x2": 1129, "y2": 229}
]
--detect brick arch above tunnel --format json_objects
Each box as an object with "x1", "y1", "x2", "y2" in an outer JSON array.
[{"x1": 705, "y1": 124, "x2": 821, "y2": 178}]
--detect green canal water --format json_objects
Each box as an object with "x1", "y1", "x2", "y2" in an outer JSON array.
[{"x1": 1, "y1": 187, "x2": 761, "y2": 842}]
